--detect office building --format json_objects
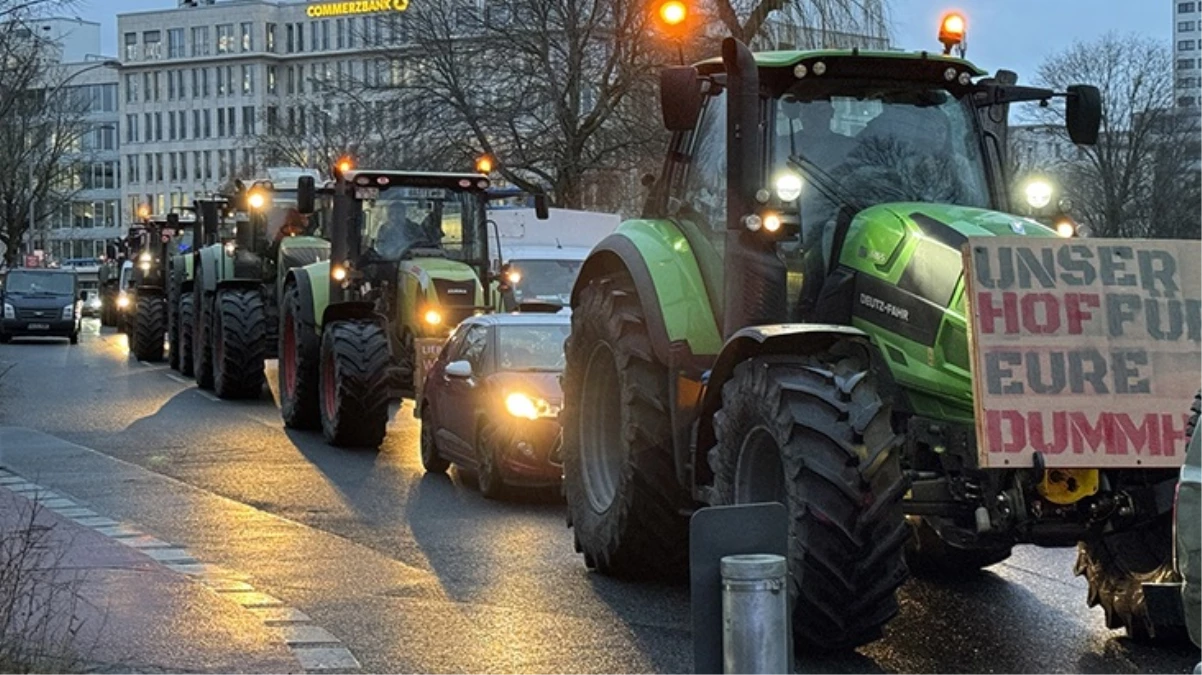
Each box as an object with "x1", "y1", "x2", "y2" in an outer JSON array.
[{"x1": 1175, "y1": 0, "x2": 1202, "y2": 107}]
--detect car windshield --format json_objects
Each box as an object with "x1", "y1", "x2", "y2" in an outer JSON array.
[
  {"x1": 508, "y1": 259, "x2": 583, "y2": 305},
  {"x1": 361, "y1": 188, "x2": 478, "y2": 262},
  {"x1": 772, "y1": 85, "x2": 991, "y2": 227},
  {"x1": 496, "y1": 324, "x2": 571, "y2": 371},
  {"x1": 5, "y1": 271, "x2": 74, "y2": 295}
]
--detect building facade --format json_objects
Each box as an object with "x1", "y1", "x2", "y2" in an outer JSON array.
[
  {"x1": 1175, "y1": 0, "x2": 1202, "y2": 107},
  {"x1": 8, "y1": 18, "x2": 122, "y2": 263},
  {"x1": 116, "y1": 0, "x2": 412, "y2": 222}
]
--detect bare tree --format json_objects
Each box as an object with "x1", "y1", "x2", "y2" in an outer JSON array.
[
  {"x1": 0, "y1": 0, "x2": 92, "y2": 266},
  {"x1": 709, "y1": 0, "x2": 889, "y2": 50},
  {"x1": 354, "y1": 0, "x2": 668, "y2": 211},
  {"x1": 1030, "y1": 33, "x2": 1201, "y2": 239}
]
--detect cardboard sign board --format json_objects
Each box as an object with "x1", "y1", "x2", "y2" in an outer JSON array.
[
  {"x1": 964, "y1": 237, "x2": 1201, "y2": 468},
  {"x1": 413, "y1": 337, "x2": 446, "y2": 400}
]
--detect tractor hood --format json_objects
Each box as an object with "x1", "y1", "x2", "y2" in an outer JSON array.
[{"x1": 838, "y1": 202, "x2": 1060, "y2": 422}]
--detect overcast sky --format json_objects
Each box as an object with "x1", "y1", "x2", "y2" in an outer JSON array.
[{"x1": 79, "y1": 0, "x2": 1172, "y2": 84}]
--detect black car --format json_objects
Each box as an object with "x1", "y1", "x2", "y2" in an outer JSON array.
[{"x1": 0, "y1": 268, "x2": 82, "y2": 344}]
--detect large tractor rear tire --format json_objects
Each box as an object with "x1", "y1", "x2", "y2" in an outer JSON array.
[
  {"x1": 193, "y1": 293, "x2": 215, "y2": 390},
  {"x1": 131, "y1": 296, "x2": 166, "y2": 362},
  {"x1": 167, "y1": 302, "x2": 181, "y2": 371},
  {"x1": 318, "y1": 320, "x2": 392, "y2": 448},
  {"x1": 708, "y1": 346, "x2": 910, "y2": 652},
  {"x1": 1076, "y1": 516, "x2": 1183, "y2": 641},
  {"x1": 560, "y1": 272, "x2": 691, "y2": 580},
  {"x1": 178, "y1": 294, "x2": 195, "y2": 377},
  {"x1": 279, "y1": 283, "x2": 320, "y2": 430},
  {"x1": 212, "y1": 287, "x2": 266, "y2": 399}
]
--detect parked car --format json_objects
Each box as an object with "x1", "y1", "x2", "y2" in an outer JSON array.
[
  {"x1": 0, "y1": 268, "x2": 82, "y2": 344},
  {"x1": 417, "y1": 312, "x2": 570, "y2": 498}
]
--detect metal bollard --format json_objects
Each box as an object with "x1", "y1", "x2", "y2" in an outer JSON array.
[{"x1": 721, "y1": 553, "x2": 789, "y2": 674}]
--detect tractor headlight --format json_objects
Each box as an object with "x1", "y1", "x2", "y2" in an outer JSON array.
[
  {"x1": 224, "y1": 242, "x2": 236, "y2": 256},
  {"x1": 61, "y1": 305, "x2": 74, "y2": 320},
  {"x1": 774, "y1": 172, "x2": 803, "y2": 202},
  {"x1": 117, "y1": 292, "x2": 130, "y2": 309},
  {"x1": 1055, "y1": 220, "x2": 1076, "y2": 238},
  {"x1": 2, "y1": 303, "x2": 13, "y2": 319},
  {"x1": 423, "y1": 308, "x2": 442, "y2": 326},
  {"x1": 331, "y1": 265, "x2": 348, "y2": 282},
  {"x1": 138, "y1": 252, "x2": 151, "y2": 264},
  {"x1": 139, "y1": 261, "x2": 151, "y2": 272},
  {"x1": 504, "y1": 392, "x2": 558, "y2": 420}
]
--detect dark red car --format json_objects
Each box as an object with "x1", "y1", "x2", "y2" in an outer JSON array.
[{"x1": 417, "y1": 313, "x2": 570, "y2": 498}]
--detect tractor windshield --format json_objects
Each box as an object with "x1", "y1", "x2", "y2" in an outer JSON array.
[
  {"x1": 772, "y1": 85, "x2": 991, "y2": 229},
  {"x1": 265, "y1": 191, "x2": 322, "y2": 243},
  {"x1": 360, "y1": 188, "x2": 483, "y2": 262}
]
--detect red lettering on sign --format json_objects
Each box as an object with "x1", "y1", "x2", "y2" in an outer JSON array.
[
  {"x1": 1064, "y1": 293, "x2": 1100, "y2": 335},
  {"x1": 1021, "y1": 293, "x2": 1061, "y2": 334},
  {"x1": 978, "y1": 292, "x2": 1019, "y2": 335}
]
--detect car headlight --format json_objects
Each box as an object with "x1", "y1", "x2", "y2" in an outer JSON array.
[
  {"x1": 61, "y1": 305, "x2": 74, "y2": 320},
  {"x1": 2, "y1": 303, "x2": 13, "y2": 319},
  {"x1": 504, "y1": 392, "x2": 559, "y2": 420},
  {"x1": 117, "y1": 292, "x2": 130, "y2": 309}
]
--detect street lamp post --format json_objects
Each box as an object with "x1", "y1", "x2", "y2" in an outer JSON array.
[{"x1": 24, "y1": 58, "x2": 121, "y2": 259}]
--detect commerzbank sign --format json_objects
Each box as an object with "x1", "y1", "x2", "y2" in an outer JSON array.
[{"x1": 306, "y1": 0, "x2": 409, "y2": 18}]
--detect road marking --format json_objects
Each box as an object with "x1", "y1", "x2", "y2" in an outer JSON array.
[
  {"x1": 165, "y1": 373, "x2": 192, "y2": 385},
  {"x1": 0, "y1": 470, "x2": 361, "y2": 672},
  {"x1": 197, "y1": 391, "x2": 221, "y2": 402}
]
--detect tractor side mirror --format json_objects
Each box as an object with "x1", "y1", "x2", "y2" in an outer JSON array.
[
  {"x1": 297, "y1": 176, "x2": 316, "y2": 215},
  {"x1": 1066, "y1": 84, "x2": 1101, "y2": 146},
  {"x1": 446, "y1": 360, "x2": 473, "y2": 378},
  {"x1": 533, "y1": 194, "x2": 549, "y2": 220},
  {"x1": 661, "y1": 66, "x2": 702, "y2": 131}
]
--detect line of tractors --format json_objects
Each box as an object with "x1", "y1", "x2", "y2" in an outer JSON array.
[
  {"x1": 85, "y1": 15, "x2": 1200, "y2": 659},
  {"x1": 101, "y1": 165, "x2": 548, "y2": 448}
]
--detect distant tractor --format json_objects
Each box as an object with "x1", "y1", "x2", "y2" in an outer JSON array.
[
  {"x1": 551, "y1": 23, "x2": 1199, "y2": 655},
  {"x1": 190, "y1": 168, "x2": 326, "y2": 398},
  {"x1": 279, "y1": 170, "x2": 498, "y2": 447},
  {"x1": 126, "y1": 212, "x2": 193, "y2": 362}
]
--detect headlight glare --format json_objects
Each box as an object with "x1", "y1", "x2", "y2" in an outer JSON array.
[{"x1": 774, "y1": 172, "x2": 803, "y2": 202}]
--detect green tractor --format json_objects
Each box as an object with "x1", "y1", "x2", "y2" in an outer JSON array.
[
  {"x1": 190, "y1": 168, "x2": 326, "y2": 398},
  {"x1": 279, "y1": 169, "x2": 494, "y2": 447},
  {"x1": 126, "y1": 212, "x2": 193, "y2": 362},
  {"x1": 559, "y1": 37, "x2": 1184, "y2": 651},
  {"x1": 167, "y1": 196, "x2": 229, "y2": 377}
]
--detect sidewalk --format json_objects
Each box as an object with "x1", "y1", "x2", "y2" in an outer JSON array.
[{"x1": 0, "y1": 477, "x2": 303, "y2": 674}]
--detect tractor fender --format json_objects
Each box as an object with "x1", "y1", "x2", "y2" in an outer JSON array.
[
  {"x1": 285, "y1": 270, "x2": 322, "y2": 361},
  {"x1": 321, "y1": 301, "x2": 386, "y2": 332},
  {"x1": 215, "y1": 278, "x2": 262, "y2": 294},
  {"x1": 693, "y1": 324, "x2": 887, "y2": 481},
  {"x1": 196, "y1": 245, "x2": 228, "y2": 294},
  {"x1": 571, "y1": 221, "x2": 723, "y2": 365}
]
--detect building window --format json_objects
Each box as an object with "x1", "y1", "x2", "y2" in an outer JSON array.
[
  {"x1": 267, "y1": 65, "x2": 277, "y2": 94},
  {"x1": 124, "y1": 32, "x2": 137, "y2": 61},
  {"x1": 125, "y1": 114, "x2": 138, "y2": 143},
  {"x1": 169, "y1": 112, "x2": 177, "y2": 140},
  {"x1": 297, "y1": 23, "x2": 305, "y2": 52},
  {"x1": 266, "y1": 23, "x2": 277, "y2": 52},
  {"x1": 336, "y1": 18, "x2": 345, "y2": 49},
  {"x1": 154, "y1": 112, "x2": 163, "y2": 141},
  {"x1": 1179, "y1": 2, "x2": 1196, "y2": 12},
  {"x1": 297, "y1": 65, "x2": 305, "y2": 94},
  {"x1": 1180, "y1": 39, "x2": 1196, "y2": 51},
  {"x1": 127, "y1": 156, "x2": 139, "y2": 185},
  {"x1": 179, "y1": 152, "x2": 188, "y2": 181},
  {"x1": 201, "y1": 68, "x2": 210, "y2": 97},
  {"x1": 216, "y1": 67, "x2": 226, "y2": 96},
  {"x1": 176, "y1": 70, "x2": 186, "y2": 99},
  {"x1": 153, "y1": 72, "x2": 161, "y2": 101},
  {"x1": 204, "y1": 110, "x2": 212, "y2": 138},
  {"x1": 191, "y1": 26, "x2": 210, "y2": 56},
  {"x1": 242, "y1": 106, "x2": 256, "y2": 136},
  {"x1": 143, "y1": 30, "x2": 162, "y2": 59},
  {"x1": 168, "y1": 28, "x2": 185, "y2": 58},
  {"x1": 217, "y1": 24, "x2": 235, "y2": 54},
  {"x1": 286, "y1": 24, "x2": 294, "y2": 53},
  {"x1": 217, "y1": 108, "x2": 226, "y2": 137},
  {"x1": 167, "y1": 70, "x2": 176, "y2": 100},
  {"x1": 124, "y1": 73, "x2": 137, "y2": 103},
  {"x1": 242, "y1": 65, "x2": 255, "y2": 95},
  {"x1": 241, "y1": 22, "x2": 253, "y2": 51},
  {"x1": 1180, "y1": 96, "x2": 1197, "y2": 107}
]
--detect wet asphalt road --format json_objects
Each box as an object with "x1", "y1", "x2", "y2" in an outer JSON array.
[{"x1": 0, "y1": 319, "x2": 1198, "y2": 673}]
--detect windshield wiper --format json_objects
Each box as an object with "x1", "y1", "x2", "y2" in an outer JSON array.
[{"x1": 787, "y1": 152, "x2": 867, "y2": 215}]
